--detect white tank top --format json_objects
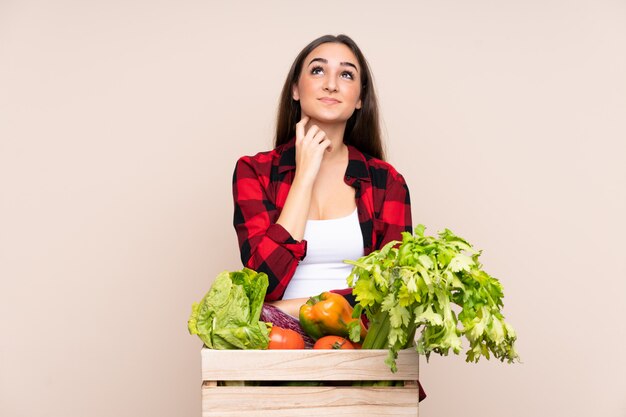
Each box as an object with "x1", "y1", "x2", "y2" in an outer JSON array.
[{"x1": 282, "y1": 208, "x2": 365, "y2": 300}]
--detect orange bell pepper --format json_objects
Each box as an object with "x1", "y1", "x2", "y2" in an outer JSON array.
[{"x1": 299, "y1": 292, "x2": 368, "y2": 341}]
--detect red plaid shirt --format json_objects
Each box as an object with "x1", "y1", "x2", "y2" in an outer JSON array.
[{"x1": 232, "y1": 137, "x2": 412, "y2": 301}]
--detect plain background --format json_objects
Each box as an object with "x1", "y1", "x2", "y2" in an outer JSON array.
[{"x1": 1, "y1": 1, "x2": 625, "y2": 416}]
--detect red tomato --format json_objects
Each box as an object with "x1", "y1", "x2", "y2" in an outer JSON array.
[
  {"x1": 313, "y1": 335, "x2": 354, "y2": 350},
  {"x1": 268, "y1": 326, "x2": 305, "y2": 349}
]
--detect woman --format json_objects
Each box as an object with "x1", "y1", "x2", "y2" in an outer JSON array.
[{"x1": 232, "y1": 34, "x2": 412, "y2": 318}]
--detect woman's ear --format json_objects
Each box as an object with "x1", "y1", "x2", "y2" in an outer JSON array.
[
  {"x1": 356, "y1": 98, "x2": 362, "y2": 110},
  {"x1": 292, "y1": 83, "x2": 300, "y2": 101}
]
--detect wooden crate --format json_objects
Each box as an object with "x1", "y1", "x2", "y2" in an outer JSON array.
[{"x1": 201, "y1": 348, "x2": 420, "y2": 417}]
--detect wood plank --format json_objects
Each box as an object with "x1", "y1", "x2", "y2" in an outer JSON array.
[
  {"x1": 202, "y1": 386, "x2": 419, "y2": 417},
  {"x1": 201, "y1": 348, "x2": 419, "y2": 381}
]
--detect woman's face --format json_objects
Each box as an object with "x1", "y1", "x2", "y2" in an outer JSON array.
[{"x1": 292, "y1": 42, "x2": 363, "y2": 125}]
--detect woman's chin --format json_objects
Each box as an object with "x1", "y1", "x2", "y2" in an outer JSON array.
[{"x1": 302, "y1": 111, "x2": 353, "y2": 126}]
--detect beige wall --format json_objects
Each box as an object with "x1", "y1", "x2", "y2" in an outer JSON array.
[{"x1": 1, "y1": 1, "x2": 625, "y2": 416}]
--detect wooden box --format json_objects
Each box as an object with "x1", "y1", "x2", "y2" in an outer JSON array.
[{"x1": 201, "y1": 348, "x2": 420, "y2": 417}]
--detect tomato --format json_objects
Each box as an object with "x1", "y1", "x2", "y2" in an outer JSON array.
[
  {"x1": 313, "y1": 335, "x2": 354, "y2": 350},
  {"x1": 268, "y1": 326, "x2": 305, "y2": 349}
]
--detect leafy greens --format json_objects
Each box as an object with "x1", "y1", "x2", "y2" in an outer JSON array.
[
  {"x1": 346, "y1": 225, "x2": 519, "y2": 372},
  {"x1": 188, "y1": 268, "x2": 270, "y2": 349}
]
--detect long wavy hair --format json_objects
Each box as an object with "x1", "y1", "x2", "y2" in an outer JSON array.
[{"x1": 274, "y1": 34, "x2": 385, "y2": 160}]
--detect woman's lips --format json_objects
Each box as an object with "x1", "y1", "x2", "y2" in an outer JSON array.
[{"x1": 318, "y1": 97, "x2": 341, "y2": 104}]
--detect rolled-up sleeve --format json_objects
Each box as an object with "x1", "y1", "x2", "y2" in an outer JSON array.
[{"x1": 232, "y1": 157, "x2": 307, "y2": 300}]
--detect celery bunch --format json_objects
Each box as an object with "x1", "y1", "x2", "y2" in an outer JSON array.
[{"x1": 346, "y1": 225, "x2": 519, "y2": 372}]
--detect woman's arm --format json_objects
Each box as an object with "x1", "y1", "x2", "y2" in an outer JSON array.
[
  {"x1": 233, "y1": 157, "x2": 308, "y2": 301},
  {"x1": 276, "y1": 116, "x2": 331, "y2": 240},
  {"x1": 266, "y1": 297, "x2": 309, "y2": 318},
  {"x1": 233, "y1": 116, "x2": 332, "y2": 301}
]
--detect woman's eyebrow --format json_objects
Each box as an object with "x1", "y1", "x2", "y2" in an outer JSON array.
[{"x1": 307, "y1": 57, "x2": 359, "y2": 72}]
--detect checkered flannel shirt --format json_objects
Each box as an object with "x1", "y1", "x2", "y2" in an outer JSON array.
[{"x1": 232, "y1": 137, "x2": 412, "y2": 301}]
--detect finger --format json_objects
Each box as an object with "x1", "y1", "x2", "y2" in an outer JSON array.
[
  {"x1": 304, "y1": 125, "x2": 320, "y2": 142},
  {"x1": 295, "y1": 115, "x2": 311, "y2": 142},
  {"x1": 318, "y1": 138, "x2": 332, "y2": 152},
  {"x1": 295, "y1": 118, "x2": 306, "y2": 143},
  {"x1": 297, "y1": 115, "x2": 310, "y2": 129},
  {"x1": 312, "y1": 130, "x2": 327, "y2": 144}
]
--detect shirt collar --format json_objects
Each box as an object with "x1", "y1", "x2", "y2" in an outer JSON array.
[{"x1": 277, "y1": 137, "x2": 371, "y2": 181}]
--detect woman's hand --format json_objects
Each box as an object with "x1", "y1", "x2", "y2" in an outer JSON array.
[
  {"x1": 274, "y1": 113, "x2": 328, "y2": 241},
  {"x1": 294, "y1": 113, "x2": 332, "y2": 185}
]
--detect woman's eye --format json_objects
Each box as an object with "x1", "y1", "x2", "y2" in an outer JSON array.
[
  {"x1": 342, "y1": 71, "x2": 355, "y2": 80},
  {"x1": 310, "y1": 66, "x2": 354, "y2": 80}
]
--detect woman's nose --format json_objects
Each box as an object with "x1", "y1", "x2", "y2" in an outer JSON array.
[{"x1": 323, "y1": 78, "x2": 338, "y2": 92}]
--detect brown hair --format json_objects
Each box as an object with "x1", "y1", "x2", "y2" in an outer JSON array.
[{"x1": 274, "y1": 34, "x2": 385, "y2": 160}]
